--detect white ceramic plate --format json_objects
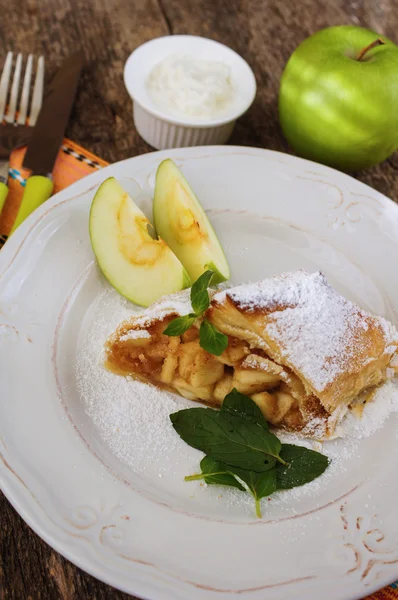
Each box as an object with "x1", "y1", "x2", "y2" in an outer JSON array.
[{"x1": 1, "y1": 146, "x2": 398, "y2": 600}]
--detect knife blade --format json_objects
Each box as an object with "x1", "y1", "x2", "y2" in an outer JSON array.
[{"x1": 9, "y1": 50, "x2": 84, "y2": 235}]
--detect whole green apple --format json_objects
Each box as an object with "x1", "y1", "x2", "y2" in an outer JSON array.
[{"x1": 278, "y1": 25, "x2": 398, "y2": 171}]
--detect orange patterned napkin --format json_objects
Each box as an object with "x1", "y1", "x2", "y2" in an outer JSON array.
[
  {"x1": 0, "y1": 138, "x2": 108, "y2": 237},
  {"x1": 367, "y1": 585, "x2": 398, "y2": 600},
  {"x1": 0, "y1": 138, "x2": 396, "y2": 600}
]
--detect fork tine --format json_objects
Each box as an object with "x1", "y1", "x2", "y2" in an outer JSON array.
[
  {"x1": 4, "y1": 52, "x2": 22, "y2": 123},
  {"x1": 29, "y1": 55, "x2": 44, "y2": 126},
  {"x1": 17, "y1": 54, "x2": 33, "y2": 125},
  {"x1": 0, "y1": 52, "x2": 13, "y2": 122}
]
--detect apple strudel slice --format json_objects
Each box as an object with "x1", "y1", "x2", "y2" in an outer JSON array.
[{"x1": 105, "y1": 270, "x2": 398, "y2": 439}]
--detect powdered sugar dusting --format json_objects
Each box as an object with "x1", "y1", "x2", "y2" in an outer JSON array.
[
  {"x1": 119, "y1": 329, "x2": 151, "y2": 341},
  {"x1": 75, "y1": 288, "x2": 192, "y2": 474},
  {"x1": 241, "y1": 354, "x2": 281, "y2": 373},
  {"x1": 267, "y1": 381, "x2": 398, "y2": 505},
  {"x1": 216, "y1": 270, "x2": 316, "y2": 311},
  {"x1": 75, "y1": 285, "x2": 398, "y2": 516},
  {"x1": 215, "y1": 270, "x2": 398, "y2": 393},
  {"x1": 132, "y1": 289, "x2": 192, "y2": 328},
  {"x1": 342, "y1": 380, "x2": 398, "y2": 439}
]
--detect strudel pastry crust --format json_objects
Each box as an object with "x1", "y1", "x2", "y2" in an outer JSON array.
[{"x1": 105, "y1": 270, "x2": 398, "y2": 439}]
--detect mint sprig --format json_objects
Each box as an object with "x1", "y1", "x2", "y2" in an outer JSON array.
[
  {"x1": 170, "y1": 406, "x2": 278, "y2": 472},
  {"x1": 172, "y1": 389, "x2": 329, "y2": 518},
  {"x1": 227, "y1": 466, "x2": 277, "y2": 519},
  {"x1": 276, "y1": 444, "x2": 329, "y2": 489},
  {"x1": 163, "y1": 314, "x2": 196, "y2": 336},
  {"x1": 199, "y1": 320, "x2": 228, "y2": 356},
  {"x1": 185, "y1": 456, "x2": 245, "y2": 491},
  {"x1": 219, "y1": 387, "x2": 269, "y2": 430},
  {"x1": 164, "y1": 269, "x2": 228, "y2": 356},
  {"x1": 191, "y1": 269, "x2": 214, "y2": 315}
]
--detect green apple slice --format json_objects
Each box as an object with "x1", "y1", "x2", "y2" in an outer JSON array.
[
  {"x1": 89, "y1": 177, "x2": 191, "y2": 307},
  {"x1": 153, "y1": 159, "x2": 230, "y2": 284}
]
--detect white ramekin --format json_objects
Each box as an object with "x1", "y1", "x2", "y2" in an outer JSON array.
[{"x1": 123, "y1": 35, "x2": 256, "y2": 150}]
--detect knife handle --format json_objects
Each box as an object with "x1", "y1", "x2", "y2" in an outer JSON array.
[
  {"x1": 0, "y1": 182, "x2": 8, "y2": 215},
  {"x1": 10, "y1": 175, "x2": 54, "y2": 235}
]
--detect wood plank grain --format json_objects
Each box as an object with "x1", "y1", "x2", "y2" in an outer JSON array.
[{"x1": 1, "y1": 1, "x2": 398, "y2": 599}]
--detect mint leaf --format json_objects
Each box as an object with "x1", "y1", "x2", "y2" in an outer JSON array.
[
  {"x1": 220, "y1": 410, "x2": 283, "y2": 463},
  {"x1": 228, "y1": 466, "x2": 277, "y2": 518},
  {"x1": 220, "y1": 391, "x2": 286, "y2": 464},
  {"x1": 163, "y1": 270, "x2": 229, "y2": 356},
  {"x1": 199, "y1": 319, "x2": 228, "y2": 356},
  {"x1": 170, "y1": 407, "x2": 279, "y2": 472},
  {"x1": 185, "y1": 456, "x2": 245, "y2": 491},
  {"x1": 276, "y1": 444, "x2": 329, "y2": 490},
  {"x1": 175, "y1": 394, "x2": 330, "y2": 517},
  {"x1": 221, "y1": 388, "x2": 269, "y2": 430},
  {"x1": 191, "y1": 269, "x2": 214, "y2": 315},
  {"x1": 163, "y1": 314, "x2": 196, "y2": 336}
]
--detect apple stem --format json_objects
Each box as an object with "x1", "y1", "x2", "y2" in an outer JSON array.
[{"x1": 356, "y1": 38, "x2": 385, "y2": 61}]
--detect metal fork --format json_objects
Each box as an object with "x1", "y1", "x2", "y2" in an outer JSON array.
[{"x1": 0, "y1": 52, "x2": 44, "y2": 217}]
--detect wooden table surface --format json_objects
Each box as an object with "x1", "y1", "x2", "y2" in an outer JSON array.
[{"x1": 1, "y1": 1, "x2": 398, "y2": 598}]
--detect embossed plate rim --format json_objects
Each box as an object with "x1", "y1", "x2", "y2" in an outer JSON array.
[{"x1": 0, "y1": 146, "x2": 398, "y2": 600}]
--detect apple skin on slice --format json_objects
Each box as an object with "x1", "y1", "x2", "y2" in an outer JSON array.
[
  {"x1": 153, "y1": 159, "x2": 230, "y2": 285},
  {"x1": 89, "y1": 177, "x2": 191, "y2": 307}
]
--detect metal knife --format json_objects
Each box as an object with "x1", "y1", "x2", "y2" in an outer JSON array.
[{"x1": 9, "y1": 51, "x2": 84, "y2": 235}]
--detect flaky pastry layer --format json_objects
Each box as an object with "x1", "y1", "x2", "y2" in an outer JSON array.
[{"x1": 105, "y1": 270, "x2": 398, "y2": 439}]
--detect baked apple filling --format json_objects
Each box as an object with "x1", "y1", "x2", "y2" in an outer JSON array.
[
  {"x1": 107, "y1": 315, "x2": 310, "y2": 433},
  {"x1": 105, "y1": 270, "x2": 398, "y2": 439}
]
